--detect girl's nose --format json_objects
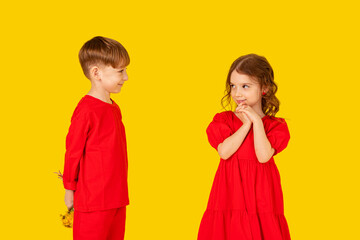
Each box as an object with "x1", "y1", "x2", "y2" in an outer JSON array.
[{"x1": 235, "y1": 89, "x2": 242, "y2": 97}]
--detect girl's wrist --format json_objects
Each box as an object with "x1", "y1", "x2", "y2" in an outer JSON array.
[
  {"x1": 252, "y1": 118, "x2": 263, "y2": 126},
  {"x1": 242, "y1": 122, "x2": 252, "y2": 128}
]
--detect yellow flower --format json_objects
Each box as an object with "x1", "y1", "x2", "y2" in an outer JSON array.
[
  {"x1": 54, "y1": 170, "x2": 63, "y2": 180},
  {"x1": 55, "y1": 170, "x2": 73, "y2": 228},
  {"x1": 60, "y1": 208, "x2": 74, "y2": 228}
]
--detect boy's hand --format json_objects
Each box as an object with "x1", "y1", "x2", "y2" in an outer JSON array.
[{"x1": 64, "y1": 189, "x2": 74, "y2": 210}]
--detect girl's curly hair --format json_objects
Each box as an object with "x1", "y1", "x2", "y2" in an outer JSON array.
[{"x1": 221, "y1": 54, "x2": 280, "y2": 117}]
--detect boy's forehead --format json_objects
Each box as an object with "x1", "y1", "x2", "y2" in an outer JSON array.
[
  {"x1": 113, "y1": 61, "x2": 128, "y2": 69},
  {"x1": 116, "y1": 64, "x2": 128, "y2": 69},
  {"x1": 98, "y1": 64, "x2": 126, "y2": 70}
]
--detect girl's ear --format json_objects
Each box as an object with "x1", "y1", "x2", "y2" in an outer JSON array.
[{"x1": 262, "y1": 86, "x2": 269, "y2": 95}]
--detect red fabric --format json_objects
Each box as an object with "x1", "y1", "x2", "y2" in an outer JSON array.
[
  {"x1": 198, "y1": 111, "x2": 291, "y2": 240},
  {"x1": 73, "y1": 207, "x2": 126, "y2": 240},
  {"x1": 63, "y1": 95, "x2": 129, "y2": 212}
]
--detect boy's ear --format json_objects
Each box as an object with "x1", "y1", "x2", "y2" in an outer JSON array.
[{"x1": 89, "y1": 66, "x2": 101, "y2": 80}]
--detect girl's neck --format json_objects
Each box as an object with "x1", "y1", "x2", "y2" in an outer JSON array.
[{"x1": 251, "y1": 102, "x2": 266, "y2": 118}]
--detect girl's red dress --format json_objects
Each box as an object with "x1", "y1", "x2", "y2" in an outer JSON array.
[{"x1": 198, "y1": 111, "x2": 291, "y2": 240}]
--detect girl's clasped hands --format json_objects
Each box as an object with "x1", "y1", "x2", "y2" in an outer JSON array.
[{"x1": 235, "y1": 102, "x2": 262, "y2": 125}]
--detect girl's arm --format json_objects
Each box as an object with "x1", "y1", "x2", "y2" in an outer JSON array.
[
  {"x1": 252, "y1": 119, "x2": 275, "y2": 163},
  {"x1": 217, "y1": 122, "x2": 252, "y2": 160}
]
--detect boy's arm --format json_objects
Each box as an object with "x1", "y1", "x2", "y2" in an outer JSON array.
[
  {"x1": 63, "y1": 109, "x2": 90, "y2": 191},
  {"x1": 64, "y1": 189, "x2": 74, "y2": 210}
]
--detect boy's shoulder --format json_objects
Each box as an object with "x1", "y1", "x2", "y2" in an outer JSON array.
[
  {"x1": 70, "y1": 96, "x2": 91, "y2": 120},
  {"x1": 71, "y1": 95, "x2": 119, "y2": 120}
]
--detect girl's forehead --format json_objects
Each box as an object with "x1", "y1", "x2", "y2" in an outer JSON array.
[{"x1": 230, "y1": 71, "x2": 257, "y2": 84}]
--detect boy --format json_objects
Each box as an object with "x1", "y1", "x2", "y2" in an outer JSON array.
[{"x1": 63, "y1": 36, "x2": 130, "y2": 240}]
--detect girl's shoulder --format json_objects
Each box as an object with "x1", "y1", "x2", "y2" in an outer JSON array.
[
  {"x1": 212, "y1": 111, "x2": 234, "y2": 123},
  {"x1": 266, "y1": 115, "x2": 287, "y2": 124},
  {"x1": 263, "y1": 115, "x2": 289, "y2": 133}
]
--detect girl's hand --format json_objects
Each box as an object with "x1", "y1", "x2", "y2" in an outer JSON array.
[
  {"x1": 234, "y1": 104, "x2": 252, "y2": 125},
  {"x1": 64, "y1": 189, "x2": 74, "y2": 211},
  {"x1": 236, "y1": 103, "x2": 261, "y2": 123}
]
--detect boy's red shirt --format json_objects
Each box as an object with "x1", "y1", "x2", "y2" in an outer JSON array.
[{"x1": 63, "y1": 95, "x2": 129, "y2": 212}]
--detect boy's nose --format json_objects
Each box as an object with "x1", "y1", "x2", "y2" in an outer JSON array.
[{"x1": 123, "y1": 72, "x2": 128, "y2": 81}]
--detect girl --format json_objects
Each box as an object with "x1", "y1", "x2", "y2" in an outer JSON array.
[{"x1": 198, "y1": 54, "x2": 291, "y2": 240}]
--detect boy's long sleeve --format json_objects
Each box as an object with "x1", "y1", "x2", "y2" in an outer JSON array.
[
  {"x1": 63, "y1": 108, "x2": 90, "y2": 191},
  {"x1": 62, "y1": 95, "x2": 129, "y2": 212}
]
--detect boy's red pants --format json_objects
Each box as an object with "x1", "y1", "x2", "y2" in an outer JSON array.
[{"x1": 73, "y1": 207, "x2": 126, "y2": 240}]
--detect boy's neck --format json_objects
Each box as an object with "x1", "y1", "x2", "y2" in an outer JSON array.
[{"x1": 87, "y1": 88, "x2": 112, "y2": 104}]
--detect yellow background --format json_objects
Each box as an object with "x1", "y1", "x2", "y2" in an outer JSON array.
[{"x1": 1, "y1": 0, "x2": 359, "y2": 239}]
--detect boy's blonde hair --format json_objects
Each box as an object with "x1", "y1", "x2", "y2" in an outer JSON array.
[{"x1": 79, "y1": 36, "x2": 130, "y2": 79}]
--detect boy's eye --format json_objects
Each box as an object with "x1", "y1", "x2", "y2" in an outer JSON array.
[
  {"x1": 243, "y1": 85, "x2": 249, "y2": 88},
  {"x1": 118, "y1": 68, "x2": 127, "y2": 73}
]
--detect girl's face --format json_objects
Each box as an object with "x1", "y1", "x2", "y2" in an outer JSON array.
[{"x1": 230, "y1": 71, "x2": 263, "y2": 109}]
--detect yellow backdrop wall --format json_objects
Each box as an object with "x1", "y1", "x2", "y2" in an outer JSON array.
[{"x1": 1, "y1": 0, "x2": 359, "y2": 239}]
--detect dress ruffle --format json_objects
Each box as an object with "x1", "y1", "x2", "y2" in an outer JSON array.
[{"x1": 198, "y1": 209, "x2": 290, "y2": 240}]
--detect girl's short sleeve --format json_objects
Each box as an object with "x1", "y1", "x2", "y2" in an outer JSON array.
[
  {"x1": 206, "y1": 112, "x2": 233, "y2": 150},
  {"x1": 266, "y1": 118, "x2": 290, "y2": 156}
]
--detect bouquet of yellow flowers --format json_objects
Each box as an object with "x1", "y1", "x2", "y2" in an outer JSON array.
[
  {"x1": 60, "y1": 208, "x2": 74, "y2": 228},
  {"x1": 55, "y1": 170, "x2": 74, "y2": 228}
]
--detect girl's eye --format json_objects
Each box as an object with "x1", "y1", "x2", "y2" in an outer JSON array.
[
  {"x1": 230, "y1": 84, "x2": 235, "y2": 88},
  {"x1": 243, "y1": 85, "x2": 249, "y2": 88}
]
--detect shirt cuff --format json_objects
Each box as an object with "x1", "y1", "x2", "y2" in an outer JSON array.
[{"x1": 63, "y1": 181, "x2": 77, "y2": 191}]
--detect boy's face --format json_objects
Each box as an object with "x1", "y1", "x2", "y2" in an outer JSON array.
[{"x1": 97, "y1": 65, "x2": 128, "y2": 93}]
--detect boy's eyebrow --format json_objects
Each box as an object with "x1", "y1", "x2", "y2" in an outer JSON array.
[{"x1": 230, "y1": 82, "x2": 254, "y2": 85}]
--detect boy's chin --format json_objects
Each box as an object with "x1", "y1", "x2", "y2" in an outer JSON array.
[{"x1": 112, "y1": 88, "x2": 122, "y2": 93}]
